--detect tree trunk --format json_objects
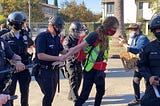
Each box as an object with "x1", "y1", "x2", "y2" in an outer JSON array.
[
  {"x1": 109, "y1": 0, "x2": 125, "y2": 58},
  {"x1": 54, "y1": 0, "x2": 58, "y2": 7}
]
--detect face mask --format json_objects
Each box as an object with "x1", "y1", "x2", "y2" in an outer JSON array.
[
  {"x1": 13, "y1": 23, "x2": 22, "y2": 31},
  {"x1": 105, "y1": 29, "x2": 116, "y2": 36},
  {"x1": 129, "y1": 32, "x2": 136, "y2": 38},
  {"x1": 54, "y1": 27, "x2": 61, "y2": 35},
  {"x1": 154, "y1": 32, "x2": 160, "y2": 40}
]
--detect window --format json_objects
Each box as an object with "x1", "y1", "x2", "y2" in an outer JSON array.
[
  {"x1": 106, "y1": 2, "x2": 114, "y2": 14},
  {"x1": 139, "y1": 2, "x2": 143, "y2": 9}
]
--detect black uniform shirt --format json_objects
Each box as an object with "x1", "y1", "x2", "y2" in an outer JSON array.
[
  {"x1": 85, "y1": 32, "x2": 97, "y2": 45},
  {"x1": 0, "y1": 37, "x2": 14, "y2": 70},
  {"x1": 85, "y1": 31, "x2": 105, "y2": 61},
  {"x1": 0, "y1": 38, "x2": 14, "y2": 59},
  {"x1": 138, "y1": 39, "x2": 160, "y2": 82},
  {"x1": 1, "y1": 31, "x2": 33, "y2": 64},
  {"x1": 0, "y1": 29, "x2": 10, "y2": 36},
  {"x1": 35, "y1": 31, "x2": 64, "y2": 66}
]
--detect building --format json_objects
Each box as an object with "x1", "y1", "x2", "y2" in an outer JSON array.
[
  {"x1": 101, "y1": 0, "x2": 153, "y2": 23},
  {"x1": 41, "y1": 3, "x2": 58, "y2": 19}
]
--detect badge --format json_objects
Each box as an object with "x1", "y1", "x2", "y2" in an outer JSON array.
[
  {"x1": 1, "y1": 41, "x2": 4, "y2": 50},
  {"x1": 23, "y1": 35, "x2": 28, "y2": 41}
]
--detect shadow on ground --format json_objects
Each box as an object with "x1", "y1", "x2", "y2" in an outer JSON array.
[
  {"x1": 83, "y1": 94, "x2": 142, "y2": 106},
  {"x1": 106, "y1": 68, "x2": 134, "y2": 78}
]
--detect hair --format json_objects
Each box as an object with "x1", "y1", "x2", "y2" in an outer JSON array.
[{"x1": 97, "y1": 16, "x2": 119, "y2": 52}]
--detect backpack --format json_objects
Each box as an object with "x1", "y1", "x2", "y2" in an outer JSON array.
[{"x1": 74, "y1": 33, "x2": 99, "y2": 63}]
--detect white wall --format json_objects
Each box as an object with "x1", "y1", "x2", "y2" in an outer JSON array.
[
  {"x1": 143, "y1": 2, "x2": 153, "y2": 20},
  {"x1": 124, "y1": 0, "x2": 137, "y2": 23}
]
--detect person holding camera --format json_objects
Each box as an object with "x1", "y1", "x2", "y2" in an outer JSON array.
[
  {"x1": 137, "y1": 13, "x2": 160, "y2": 106},
  {"x1": 119, "y1": 23, "x2": 150, "y2": 106}
]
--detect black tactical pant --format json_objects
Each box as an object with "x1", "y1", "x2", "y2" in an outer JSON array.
[
  {"x1": 74, "y1": 69, "x2": 105, "y2": 106},
  {"x1": 9, "y1": 69, "x2": 31, "y2": 106},
  {"x1": 35, "y1": 68, "x2": 58, "y2": 106},
  {"x1": 133, "y1": 70, "x2": 145, "y2": 100},
  {"x1": 141, "y1": 85, "x2": 160, "y2": 106},
  {"x1": 65, "y1": 61, "x2": 82, "y2": 102}
]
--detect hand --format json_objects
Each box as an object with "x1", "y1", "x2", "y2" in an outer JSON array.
[
  {"x1": 59, "y1": 55, "x2": 67, "y2": 62},
  {"x1": 149, "y1": 76, "x2": 159, "y2": 86},
  {"x1": 0, "y1": 94, "x2": 10, "y2": 105},
  {"x1": 118, "y1": 37, "x2": 126, "y2": 46},
  {"x1": 14, "y1": 61, "x2": 25, "y2": 73}
]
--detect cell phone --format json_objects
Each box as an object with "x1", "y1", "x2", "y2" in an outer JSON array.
[
  {"x1": 119, "y1": 36, "x2": 123, "y2": 38},
  {"x1": 10, "y1": 95, "x2": 18, "y2": 100}
]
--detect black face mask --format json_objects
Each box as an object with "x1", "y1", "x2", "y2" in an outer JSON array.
[
  {"x1": 13, "y1": 23, "x2": 22, "y2": 31},
  {"x1": 54, "y1": 27, "x2": 61, "y2": 35},
  {"x1": 154, "y1": 32, "x2": 160, "y2": 40}
]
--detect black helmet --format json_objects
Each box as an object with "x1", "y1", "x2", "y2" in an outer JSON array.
[
  {"x1": 8, "y1": 11, "x2": 25, "y2": 25},
  {"x1": 48, "y1": 16, "x2": 65, "y2": 31},
  {"x1": 18, "y1": 11, "x2": 28, "y2": 22},
  {"x1": 149, "y1": 13, "x2": 160, "y2": 32},
  {"x1": 69, "y1": 21, "x2": 82, "y2": 33}
]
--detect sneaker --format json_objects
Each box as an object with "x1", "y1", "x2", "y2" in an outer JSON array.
[{"x1": 128, "y1": 99, "x2": 140, "y2": 106}]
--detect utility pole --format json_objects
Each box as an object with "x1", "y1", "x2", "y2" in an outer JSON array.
[{"x1": 28, "y1": 0, "x2": 31, "y2": 28}]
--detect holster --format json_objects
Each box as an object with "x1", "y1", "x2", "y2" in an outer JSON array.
[{"x1": 31, "y1": 64, "x2": 40, "y2": 76}]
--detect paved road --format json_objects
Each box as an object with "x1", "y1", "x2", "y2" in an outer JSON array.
[{"x1": 14, "y1": 59, "x2": 145, "y2": 106}]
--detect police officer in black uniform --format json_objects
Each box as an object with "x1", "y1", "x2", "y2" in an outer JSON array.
[
  {"x1": 0, "y1": 37, "x2": 25, "y2": 91},
  {"x1": 0, "y1": 37, "x2": 25, "y2": 106},
  {"x1": 63, "y1": 21, "x2": 83, "y2": 102},
  {"x1": 34, "y1": 16, "x2": 68, "y2": 106},
  {"x1": 1, "y1": 11, "x2": 34, "y2": 106},
  {"x1": 137, "y1": 13, "x2": 160, "y2": 106}
]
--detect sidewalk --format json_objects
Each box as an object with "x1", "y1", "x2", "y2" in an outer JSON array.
[{"x1": 14, "y1": 59, "x2": 145, "y2": 106}]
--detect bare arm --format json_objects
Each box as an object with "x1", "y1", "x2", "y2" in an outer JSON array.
[
  {"x1": 10, "y1": 54, "x2": 22, "y2": 65},
  {"x1": 37, "y1": 53, "x2": 63, "y2": 62},
  {"x1": 10, "y1": 54, "x2": 25, "y2": 72},
  {"x1": 60, "y1": 48, "x2": 69, "y2": 55},
  {"x1": 65, "y1": 41, "x2": 88, "y2": 58}
]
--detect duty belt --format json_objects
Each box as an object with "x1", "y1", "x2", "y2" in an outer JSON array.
[{"x1": 40, "y1": 65, "x2": 59, "y2": 70}]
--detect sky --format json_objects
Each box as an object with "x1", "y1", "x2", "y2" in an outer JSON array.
[{"x1": 48, "y1": 0, "x2": 102, "y2": 14}]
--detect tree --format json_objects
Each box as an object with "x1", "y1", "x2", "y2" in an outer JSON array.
[
  {"x1": 149, "y1": 0, "x2": 160, "y2": 14},
  {"x1": 59, "y1": 1, "x2": 101, "y2": 22},
  {"x1": 114, "y1": 0, "x2": 125, "y2": 37},
  {"x1": 109, "y1": 0, "x2": 125, "y2": 58},
  {"x1": 0, "y1": 0, "x2": 44, "y2": 22},
  {"x1": 54, "y1": 0, "x2": 58, "y2": 7}
]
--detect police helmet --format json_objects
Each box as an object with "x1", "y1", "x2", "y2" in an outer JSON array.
[
  {"x1": 18, "y1": 11, "x2": 28, "y2": 22},
  {"x1": 48, "y1": 16, "x2": 65, "y2": 31},
  {"x1": 8, "y1": 11, "x2": 25, "y2": 25},
  {"x1": 149, "y1": 13, "x2": 160, "y2": 32},
  {"x1": 69, "y1": 21, "x2": 82, "y2": 33}
]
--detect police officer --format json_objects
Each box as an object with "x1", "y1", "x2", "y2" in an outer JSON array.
[
  {"x1": 34, "y1": 16, "x2": 68, "y2": 106},
  {"x1": 0, "y1": 36, "x2": 25, "y2": 106},
  {"x1": 63, "y1": 21, "x2": 83, "y2": 102},
  {"x1": 119, "y1": 23, "x2": 150, "y2": 106},
  {"x1": 1, "y1": 11, "x2": 34, "y2": 106},
  {"x1": 137, "y1": 13, "x2": 160, "y2": 106}
]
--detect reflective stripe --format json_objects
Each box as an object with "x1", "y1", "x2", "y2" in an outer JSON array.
[
  {"x1": 85, "y1": 45, "x2": 100, "y2": 72},
  {"x1": 85, "y1": 44, "x2": 109, "y2": 72}
]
